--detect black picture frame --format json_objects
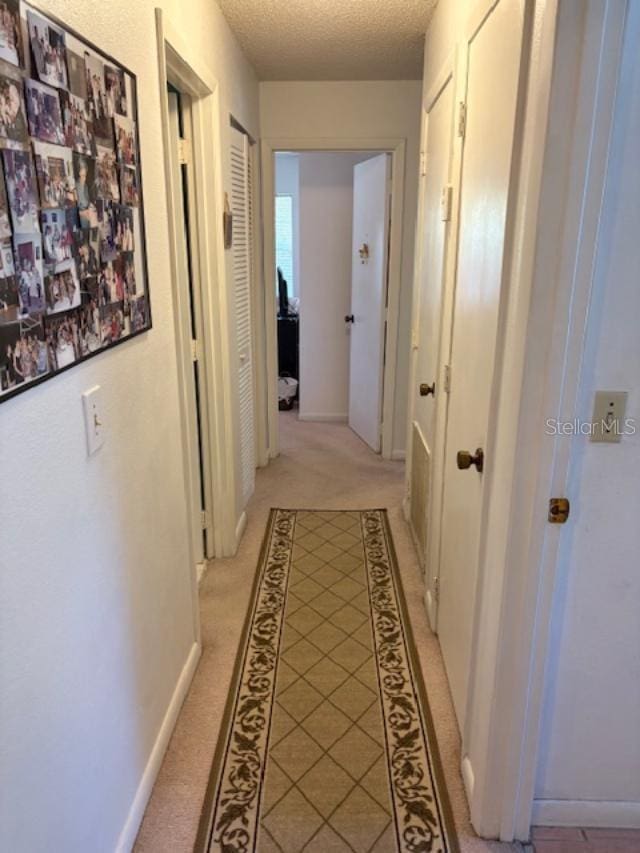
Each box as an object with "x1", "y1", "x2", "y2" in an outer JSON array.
[{"x1": 0, "y1": 0, "x2": 151, "y2": 404}]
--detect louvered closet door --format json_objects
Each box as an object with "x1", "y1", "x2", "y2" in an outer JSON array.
[{"x1": 230, "y1": 126, "x2": 256, "y2": 506}]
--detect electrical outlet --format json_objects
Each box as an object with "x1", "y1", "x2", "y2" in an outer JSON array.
[
  {"x1": 591, "y1": 390, "x2": 628, "y2": 443},
  {"x1": 82, "y1": 385, "x2": 105, "y2": 455}
]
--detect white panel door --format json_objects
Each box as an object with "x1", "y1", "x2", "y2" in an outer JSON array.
[
  {"x1": 437, "y1": 0, "x2": 525, "y2": 729},
  {"x1": 230, "y1": 127, "x2": 255, "y2": 506},
  {"x1": 348, "y1": 153, "x2": 390, "y2": 451}
]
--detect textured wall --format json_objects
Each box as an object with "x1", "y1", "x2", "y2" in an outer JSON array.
[
  {"x1": 0, "y1": 2, "x2": 258, "y2": 851},
  {"x1": 260, "y1": 81, "x2": 422, "y2": 455}
]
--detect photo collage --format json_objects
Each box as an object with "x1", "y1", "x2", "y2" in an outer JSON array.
[{"x1": 0, "y1": 0, "x2": 149, "y2": 400}]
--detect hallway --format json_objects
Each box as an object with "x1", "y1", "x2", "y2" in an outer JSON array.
[{"x1": 135, "y1": 416, "x2": 515, "y2": 852}]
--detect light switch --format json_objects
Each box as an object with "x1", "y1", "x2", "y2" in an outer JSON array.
[
  {"x1": 82, "y1": 385, "x2": 105, "y2": 455},
  {"x1": 591, "y1": 390, "x2": 628, "y2": 443}
]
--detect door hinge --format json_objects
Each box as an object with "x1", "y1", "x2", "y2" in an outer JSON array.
[
  {"x1": 433, "y1": 576, "x2": 440, "y2": 603},
  {"x1": 191, "y1": 338, "x2": 198, "y2": 362},
  {"x1": 457, "y1": 101, "x2": 467, "y2": 138},
  {"x1": 178, "y1": 137, "x2": 191, "y2": 165},
  {"x1": 443, "y1": 364, "x2": 452, "y2": 393},
  {"x1": 548, "y1": 497, "x2": 570, "y2": 524},
  {"x1": 420, "y1": 149, "x2": 427, "y2": 177},
  {"x1": 201, "y1": 509, "x2": 209, "y2": 529}
]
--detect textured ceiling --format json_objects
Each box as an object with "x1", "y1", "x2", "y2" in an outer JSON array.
[{"x1": 217, "y1": 0, "x2": 437, "y2": 81}]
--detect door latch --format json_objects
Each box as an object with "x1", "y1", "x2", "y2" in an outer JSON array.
[{"x1": 548, "y1": 497, "x2": 570, "y2": 524}]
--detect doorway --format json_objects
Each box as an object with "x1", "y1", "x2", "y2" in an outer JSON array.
[
  {"x1": 264, "y1": 140, "x2": 406, "y2": 459},
  {"x1": 165, "y1": 86, "x2": 215, "y2": 567}
]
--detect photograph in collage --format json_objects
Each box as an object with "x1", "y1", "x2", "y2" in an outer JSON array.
[
  {"x1": 42, "y1": 207, "x2": 76, "y2": 266},
  {"x1": 65, "y1": 43, "x2": 87, "y2": 99},
  {"x1": 119, "y1": 165, "x2": 138, "y2": 207},
  {"x1": 3, "y1": 149, "x2": 39, "y2": 232},
  {"x1": 0, "y1": 316, "x2": 48, "y2": 394},
  {"x1": 44, "y1": 263, "x2": 80, "y2": 315},
  {"x1": 13, "y1": 231, "x2": 44, "y2": 313},
  {"x1": 100, "y1": 300, "x2": 124, "y2": 345},
  {"x1": 0, "y1": 0, "x2": 24, "y2": 68},
  {"x1": 24, "y1": 77, "x2": 64, "y2": 144},
  {"x1": 114, "y1": 114, "x2": 135, "y2": 166},
  {"x1": 60, "y1": 90, "x2": 95, "y2": 155},
  {"x1": 104, "y1": 65, "x2": 126, "y2": 117},
  {"x1": 95, "y1": 145, "x2": 119, "y2": 201},
  {"x1": 84, "y1": 51, "x2": 113, "y2": 148},
  {"x1": 33, "y1": 140, "x2": 75, "y2": 209},
  {"x1": 45, "y1": 310, "x2": 79, "y2": 369},
  {"x1": 0, "y1": 71, "x2": 27, "y2": 147},
  {"x1": 72, "y1": 151, "x2": 97, "y2": 227},
  {"x1": 28, "y1": 10, "x2": 68, "y2": 89},
  {"x1": 74, "y1": 226, "x2": 99, "y2": 280}
]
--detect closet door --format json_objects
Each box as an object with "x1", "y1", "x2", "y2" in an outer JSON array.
[{"x1": 230, "y1": 126, "x2": 255, "y2": 506}]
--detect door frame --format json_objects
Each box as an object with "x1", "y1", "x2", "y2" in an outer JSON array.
[
  {"x1": 464, "y1": 0, "x2": 628, "y2": 840},
  {"x1": 156, "y1": 9, "x2": 241, "y2": 572},
  {"x1": 259, "y1": 137, "x2": 406, "y2": 460},
  {"x1": 404, "y1": 48, "x2": 462, "y2": 631}
]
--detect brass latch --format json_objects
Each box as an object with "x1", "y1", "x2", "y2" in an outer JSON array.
[
  {"x1": 548, "y1": 497, "x2": 570, "y2": 524},
  {"x1": 359, "y1": 243, "x2": 369, "y2": 263}
]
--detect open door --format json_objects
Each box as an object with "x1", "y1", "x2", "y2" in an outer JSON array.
[{"x1": 348, "y1": 153, "x2": 390, "y2": 451}]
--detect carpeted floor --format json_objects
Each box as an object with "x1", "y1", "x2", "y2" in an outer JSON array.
[{"x1": 134, "y1": 413, "x2": 519, "y2": 853}]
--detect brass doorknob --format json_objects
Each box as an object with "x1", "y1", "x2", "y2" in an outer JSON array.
[
  {"x1": 419, "y1": 382, "x2": 435, "y2": 397},
  {"x1": 457, "y1": 448, "x2": 484, "y2": 473}
]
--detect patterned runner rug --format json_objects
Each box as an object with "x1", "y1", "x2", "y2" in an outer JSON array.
[{"x1": 195, "y1": 509, "x2": 458, "y2": 853}]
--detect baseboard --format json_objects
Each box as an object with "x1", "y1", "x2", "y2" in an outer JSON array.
[
  {"x1": 234, "y1": 511, "x2": 247, "y2": 552},
  {"x1": 196, "y1": 561, "x2": 206, "y2": 587},
  {"x1": 298, "y1": 413, "x2": 348, "y2": 423},
  {"x1": 531, "y1": 799, "x2": 640, "y2": 828},
  {"x1": 115, "y1": 641, "x2": 201, "y2": 852},
  {"x1": 424, "y1": 587, "x2": 437, "y2": 632},
  {"x1": 391, "y1": 449, "x2": 406, "y2": 461},
  {"x1": 402, "y1": 495, "x2": 411, "y2": 525},
  {"x1": 461, "y1": 754, "x2": 475, "y2": 803}
]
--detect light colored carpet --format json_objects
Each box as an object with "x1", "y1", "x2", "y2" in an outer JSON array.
[{"x1": 134, "y1": 414, "x2": 518, "y2": 853}]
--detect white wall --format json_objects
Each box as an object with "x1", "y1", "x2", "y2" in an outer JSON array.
[
  {"x1": 260, "y1": 81, "x2": 422, "y2": 454},
  {"x1": 274, "y1": 153, "x2": 300, "y2": 296},
  {"x1": 0, "y1": 2, "x2": 258, "y2": 852},
  {"x1": 296, "y1": 152, "x2": 369, "y2": 421},
  {"x1": 534, "y1": 0, "x2": 640, "y2": 824}
]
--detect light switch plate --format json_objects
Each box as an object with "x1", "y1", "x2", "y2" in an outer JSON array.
[
  {"x1": 591, "y1": 390, "x2": 627, "y2": 443},
  {"x1": 82, "y1": 385, "x2": 105, "y2": 455}
]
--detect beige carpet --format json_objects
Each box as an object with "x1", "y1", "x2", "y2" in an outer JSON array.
[
  {"x1": 196, "y1": 509, "x2": 458, "y2": 852},
  {"x1": 134, "y1": 413, "x2": 519, "y2": 853}
]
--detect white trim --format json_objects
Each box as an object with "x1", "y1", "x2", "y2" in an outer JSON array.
[
  {"x1": 532, "y1": 800, "x2": 640, "y2": 829},
  {"x1": 297, "y1": 413, "x2": 348, "y2": 423},
  {"x1": 390, "y1": 449, "x2": 406, "y2": 461},
  {"x1": 115, "y1": 641, "x2": 201, "y2": 853},
  {"x1": 156, "y1": 9, "x2": 241, "y2": 558},
  {"x1": 196, "y1": 561, "x2": 207, "y2": 586},
  {"x1": 235, "y1": 510, "x2": 248, "y2": 546},
  {"x1": 404, "y1": 47, "x2": 461, "y2": 635},
  {"x1": 461, "y1": 0, "x2": 628, "y2": 842},
  {"x1": 260, "y1": 137, "x2": 407, "y2": 462}
]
